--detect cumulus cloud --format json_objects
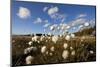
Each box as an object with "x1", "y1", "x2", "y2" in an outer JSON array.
[
  {"x1": 44, "y1": 6, "x2": 67, "y2": 23},
  {"x1": 71, "y1": 18, "x2": 87, "y2": 26},
  {"x1": 43, "y1": 23, "x2": 50, "y2": 28},
  {"x1": 17, "y1": 7, "x2": 31, "y2": 19},
  {"x1": 48, "y1": 6, "x2": 59, "y2": 15},
  {"x1": 44, "y1": 20, "x2": 48, "y2": 23},
  {"x1": 43, "y1": 7, "x2": 48, "y2": 12},
  {"x1": 34, "y1": 17, "x2": 42, "y2": 24},
  {"x1": 33, "y1": 18, "x2": 49, "y2": 24}
]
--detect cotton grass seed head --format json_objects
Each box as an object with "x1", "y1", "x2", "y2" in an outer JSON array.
[
  {"x1": 26, "y1": 55, "x2": 34, "y2": 64},
  {"x1": 49, "y1": 52, "x2": 53, "y2": 56},
  {"x1": 41, "y1": 46, "x2": 47, "y2": 54},
  {"x1": 70, "y1": 33, "x2": 75, "y2": 38},
  {"x1": 63, "y1": 43, "x2": 68, "y2": 49},
  {"x1": 84, "y1": 22, "x2": 89, "y2": 27},
  {"x1": 28, "y1": 41, "x2": 33, "y2": 46},
  {"x1": 90, "y1": 50, "x2": 94, "y2": 54},
  {"x1": 52, "y1": 35, "x2": 58, "y2": 43},
  {"x1": 65, "y1": 35, "x2": 71, "y2": 41},
  {"x1": 71, "y1": 50, "x2": 75, "y2": 56},
  {"x1": 50, "y1": 46, "x2": 55, "y2": 51},
  {"x1": 62, "y1": 50, "x2": 69, "y2": 59},
  {"x1": 70, "y1": 46, "x2": 73, "y2": 50}
]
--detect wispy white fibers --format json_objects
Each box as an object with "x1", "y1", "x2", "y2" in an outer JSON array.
[
  {"x1": 66, "y1": 25, "x2": 70, "y2": 29},
  {"x1": 48, "y1": 32, "x2": 52, "y2": 36},
  {"x1": 50, "y1": 24, "x2": 57, "y2": 31},
  {"x1": 24, "y1": 46, "x2": 37, "y2": 54},
  {"x1": 28, "y1": 41, "x2": 33, "y2": 46},
  {"x1": 84, "y1": 22, "x2": 90, "y2": 27},
  {"x1": 60, "y1": 23, "x2": 67, "y2": 30},
  {"x1": 79, "y1": 25, "x2": 83, "y2": 29},
  {"x1": 63, "y1": 43, "x2": 68, "y2": 49},
  {"x1": 65, "y1": 35, "x2": 71, "y2": 41},
  {"x1": 49, "y1": 52, "x2": 53, "y2": 56},
  {"x1": 52, "y1": 35, "x2": 58, "y2": 43},
  {"x1": 41, "y1": 46, "x2": 47, "y2": 54},
  {"x1": 50, "y1": 46, "x2": 55, "y2": 52},
  {"x1": 32, "y1": 35, "x2": 39, "y2": 42},
  {"x1": 25, "y1": 55, "x2": 34, "y2": 64},
  {"x1": 46, "y1": 51, "x2": 49, "y2": 55},
  {"x1": 70, "y1": 46, "x2": 73, "y2": 50},
  {"x1": 71, "y1": 50, "x2": 75, "y2": 56},
  {"x1": 24, "y1": 47, "x2": 31, "y2": 54},
  {"x1": 70, "y1": 33, "x2": 75, "y2": 38},
  {"x1": 43, "y1": 7, "x2": 48, "y2": 12},
  {"x1": 43, "y1": 23, "x2": 50, "y2": 28},
  {"x1": 30, "y1": 46, "x2": 37, "y2": 51},
  {"x1": 62, "y1": 50, "x2": 69, "y2": 59},
  {"x1": 40, "y1": 35, "x2": 45, "y2": 41},
  {"x1": 90, "y1": 50, "x2": 94, "y2": 54},
  {"x1": 76, "y1": 14, "x2": 87, "y2": 18}
]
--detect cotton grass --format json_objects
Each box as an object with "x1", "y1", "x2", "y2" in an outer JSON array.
[
  {"x1": 41, "y1": 46, "x2": 47, "y2": 54},
  {"x1": 25, "y1": 55, "x2": 34, "y2": 64},
  {"x1": 62, "y1": 50, "x2": 69, "y2": 59},
  {"x1": 63, "y1": 43, "x2": 68, "y2": 49}
]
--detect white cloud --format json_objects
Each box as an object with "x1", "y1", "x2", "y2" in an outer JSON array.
[
  {"x1": 71, "y1": 18, "x2": 87, "y2": 26},
  {"x1": 43, "y1": 23, "x2": 50, "y2": 28},
  {"x1": 48, "y1": 6, "x2": 59, "y2": 15},
  {"x1": 33, "y1": 18, "x2": 49, "y2": 24},
  {"x1": 34, "y1": 17, "x2": 42, "y2": 24},
  {"x1": 43, "y1": 7, "x2": 48, "y2": 12},
  {"x1": 46, "y1": 6, "x2": 66, "y2": 23},
  {"x1": 76, "y1": 14, "x2": 87, "y2": 18},
  {"x1": 17, "y1": 7, "x2": 31, "y2": 19},
  {"x1": 44, "y1": 20, "x2": 48, "y2": 23}
]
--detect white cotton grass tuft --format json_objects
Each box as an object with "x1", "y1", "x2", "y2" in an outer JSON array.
[
  {"x1": 24, "y1": 46, "x2": 37, "y2": 54},
  {"x1": 32, "y1": 36, "x2": 39, "y2": 42},
  {"x1": 71, "y1": 50, "x2": 75, "y2": 56},
  {"x1": 84, "y1": 22, "x2": 89, "y2": 27},
  {"x1": 63, "y1": 43, "x2": 68, "y2": 49},
  {"x1": 24, "y1": 47, "x2": 31, "y2": 54},
  {"x1": 65, "y1": 35, "x2": 71, "y2": 41},
  {"x1": 40, "y1": 35, "x2": 45, "y2": 41},
  {"x1": 12, "y1": 40, "x2": 15, "y2": 43},
  {"x1": 30, "y1": 46, "x2": 37, "y2": 51},
  {"x1": 70, "y1": 33, "x2": 75, "y2": 38},
  {"x1": 62, "y1": 50, "x2": 69, "y2": 59},
  {"x1": 28, "y1": 41, "x2": 33, "y2": 46},
  {"x1": 49, "y1": 52, "x2": 53, "y2": 56},
  {"x1": 70, "y1": 46, "x2": 73, "y2": 50},
  {"x1": 25, "y1": 55, "x2": 34, "y2": 64},
  {"x1": 50, "y1": 26, "x2": 54, "y2": 31},
  {"x1": 79, "y1": 25, "x2": 83, "y2": 29},
  {"x1": 66, "y1": 25, "x2": 70, "y2": 29},
  {"x1": 46, "y1": 51, "x2": 49, "y2": 55},
  {"x1": 50, "y1": 46, "x2": 55, "y2": 52},
  {"x1": 90, "y1": 50, "x2": 94, "y2": 54},
  {"x1": 37, "y1": 41, "x2": 40, "y2": 43},
  {"x1": 41, "y1": 46, "x2": 47, "y2": 54},
  {"x1": 52, "y1": 35, "x2": 58, "y2": 43}
]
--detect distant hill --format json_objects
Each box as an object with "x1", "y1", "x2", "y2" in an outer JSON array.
[{"x1": 75, "y1": 26, "x2": 96, "y2": 36}]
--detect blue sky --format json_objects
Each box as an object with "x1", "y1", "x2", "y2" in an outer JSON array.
[{"x1": 12, "y1": 1, "x2": 96, "y2": 35}]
